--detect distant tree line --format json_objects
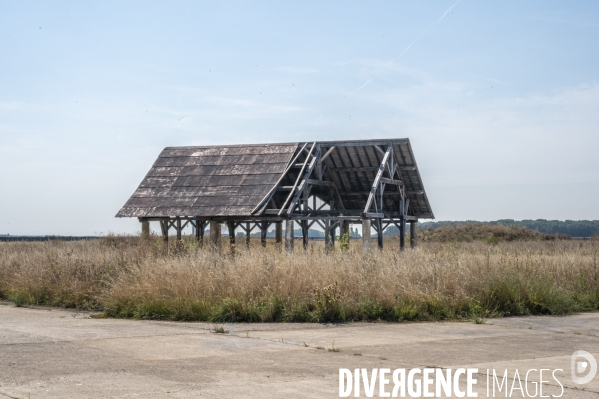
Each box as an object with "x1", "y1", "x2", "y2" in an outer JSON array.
[
  {"x1": 410, "y1": 219, "x2": 599, "y2": 238},
  {"x1": 228, "y1": 220, "x2": 599, "y2": 239}
]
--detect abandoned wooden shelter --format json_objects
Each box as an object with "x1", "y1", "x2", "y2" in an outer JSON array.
[{"x1": 116, "y1": 139, "x2": 434, "y2": 251}]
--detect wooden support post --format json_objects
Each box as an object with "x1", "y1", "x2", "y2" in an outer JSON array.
[
  {"x1": 260, "y1": 221, "x2": 268, "y2": 247},
  {"x1": 324, "y1": 219, "x2": 331, "y2": 252},
  {"x1": 285, "y1": 220, "x2": 294, "y2": 252},
  {"x1": 410, "y1": 221, "x2": 418, "y2": 249},
  {"x1": 341, "y1": 221, "x2": 350, "y2": 238},
  {"x1": 339, "y1": 220, "x2": 350, "y2": 250},
  {"x1": 376, "y1": 218, "x2": 383, "y2": 250},
  {"x1": 228, "y1": 221, "x2": 236, "y2": 245},
  {"x1": 176, "y1": 218, "x2": 182, "y2": 241},
  {"x1": 141, "y1": 221, "x2": 150, "y2": 238},
  {"x1": 331, "y1": 222, "x2": 336, "y2": 249},
  {"x1": 210, "y1": 221, "x2": 221, "y2": 249},
  {"x1": 195, "y1": 218, "x2": 204, "y2": 247},
  {"x1": 160, "y1": 220, "x2": 169, "y2": 244},
  {"x1": 275, "y1": 222, "x2": 283, "y2": 249},
  {"x1": 301, "y1": 220, "x2": 309, "y2": 250},
  {"x1": 362, "y1": 219, "x2": 371, "y2": 251},
  {"x1": 245, "y1": 223, "x2": 251, "y2": 248},
  {"x1": 399, "y1": 218, "x2": 406, "y2": 252}
]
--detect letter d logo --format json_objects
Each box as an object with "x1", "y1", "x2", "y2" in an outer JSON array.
[{"x1": 571, "y1": 350, "x2": 597, "y2": 384}]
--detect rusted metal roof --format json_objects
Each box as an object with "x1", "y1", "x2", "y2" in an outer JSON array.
[{"x1": 116, "y1": 139, "x2": 434, "y2": 219}]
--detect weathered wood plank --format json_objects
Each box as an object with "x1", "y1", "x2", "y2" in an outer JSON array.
[
  {"x1": 131, "y1": 187, "x2": 171, "y2": 197},
  {"x1": 305, "y1": 179, "x2": 335, "y2": 187},
  {"x1": 380, "y1": 177, "x2": 402, "y2": 186},
  {"x1": 147, "y1": 167, "x2": 185, "y2": 177},
  {"x1": 138, "y1": 176, "x2": 177, "y2": 188},
  {"x1": 171, "y1": 174, "x2": 281, "y2": 187},
  {"x1": 363, "y1": 145, "x2": 392, "y2": 213},
  {"x1": 180, "y1": 163, "x2": 287, "y2": 176},
  {"x1": 192, "y1": 195, "x2": 265, "y2": 207},
  {"x1": 315, "y1": 139, "x2": 408, "y2": 147},
  {"x1": 330, "y1": 166, "x2": 379, "y2": 172},
  {"x1": 154, "y1": 152, "x2": 294, "y2": 167},
  {"x1": 159, "y1": 144, "x2": 298, "y2": 158}
]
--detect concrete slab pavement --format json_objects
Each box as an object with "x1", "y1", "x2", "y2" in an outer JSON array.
[{"x1": 0, "y1": 303, "x2": 598, "y2": 398}]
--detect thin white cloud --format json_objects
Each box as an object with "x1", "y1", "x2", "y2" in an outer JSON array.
[
  {"x1": 0, "y1": 101, "x2": 25, "y2": 111},
  {"x1": 272, "y1": 66, "x2": 319, "y2": 74},
  {"x1": 438, "y1": 0, "x2": 462, "y2": 22},
  {"x1": 349, "y1": 78, "x2": 374, "y2": 96},
  {"x1": 395, "y1": 0, "x2": 462, "y2": 59},
  {"x1": 348, "y1": 1, "x2": 463, "y2": 97},
  {"x1": 473, "y1": 75, "x2": 505, "y2": 85},
  {"x1": 396, "y1": 35, "x2": 423, "y2": 58},
  {"x1": 202, "y1": 97, "x2": 303, "y2": 113}
]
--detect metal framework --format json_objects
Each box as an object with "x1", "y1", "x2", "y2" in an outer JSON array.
[{"x1": 117, "y1": 139, "x2": 433, "y2": 251}]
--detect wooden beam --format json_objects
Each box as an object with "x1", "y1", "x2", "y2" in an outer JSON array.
[
  {"x1": 285, "y1": 219, "x2": 294, "y2": 252},
  {"x1": 141, "y1": 221, "x2": 150, "y2": 238},
  {"x1": 398, "y1": 164, "x2": 417, "y2": 171},
  {"x1": 320, "y1": 146, "x2": 336, "y2": 162},
  {"x1": 301, "y1": 220, "x2": 309, "y2": 250},
  {"x1": 282, "y1": 144, "x2": 321, "y2": 215},
  {"x1": 410, "y1": 220, "x2": 418, "y2": 249},
  {"x1": 260, "y1": 221, "x2": 268, "y2": 247},
  {"x1": 305, "y1": 179, "x2": 335, "y2": 187},
  {"x1": 376, "y1": 218, "x2": 383, "y2": 250},
  {"x1": 330, "y1": 166, "x2": 379, "y2": 172},
  {"x1": 380, "y1": 177, "x2": 403, "y2": 186},
  {"x1": 278, "y1": 142, "x2": 317, "y2": 215},
  {"x1": 275, "y1": 222, "x2": 283, "y2": 248},
  {"x1": 228, "y1": 221, "x2": 236, "y2": 245},
  {"x1": 364, "y1": 212, "x2": 384, "y2": 218},
  {"x1": 399, "y1": 218, "x2": 406, "y2": 252},
  {"x1": 250, "y1": 142, "x2": 309, "y2": 214},
  {"x1": 176, "y1": 218, "x2": 182, "y2": 241},
  {"x1": 209, "y1": 221, "x2": 221, "y2": 249},
  {"x1": 335, "y1": 190, "x2": 422, "y2": 196},
  {"x1": 195, "y1": 218, "x2": 204, "y2": 247},
  {"x1": 315, "y1": 139, "x2": 408, "y2": 147},
  {"x1": 324, "y1": 219, "x2": 332, "y2": 252},
  {"x1": 245, "y1": 222, "x2": 251, "y2": 248},
  {"x1": 362, "y1": 219, "x2": 371, "y2": 251},
  {"x1": 160, "y1": 220, "x2": 168, "y2": 243},
  {"x1": 363, "y1": 145, "x2": 392, "y2": 214}
]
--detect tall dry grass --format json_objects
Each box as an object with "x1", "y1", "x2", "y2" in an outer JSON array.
[{"x1": 0, "y1": 236, "x2": 598, "y2": 322}]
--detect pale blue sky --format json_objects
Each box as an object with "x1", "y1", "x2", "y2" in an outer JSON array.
[{"x1": 1, "y1": 1, "x2": 598, "y2": 235}]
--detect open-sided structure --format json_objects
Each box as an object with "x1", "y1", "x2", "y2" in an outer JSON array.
[{"x1": 116, "y1": 139, "x2": 434, "y2": 251}]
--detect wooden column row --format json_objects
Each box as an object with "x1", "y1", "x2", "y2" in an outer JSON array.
[{"x1": 145, "y1": 218, "x2": 417, "y2": 252}]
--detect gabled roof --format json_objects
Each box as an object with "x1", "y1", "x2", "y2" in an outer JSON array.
[{"x1": 116, "y1": 139, "x2": 434, "y2": 219}]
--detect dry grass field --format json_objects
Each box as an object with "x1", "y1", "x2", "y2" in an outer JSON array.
[{"x1": 1, "y1": 230, "x2": 597, "y2": 323}]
